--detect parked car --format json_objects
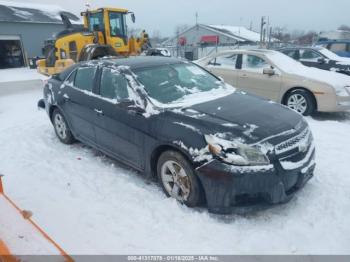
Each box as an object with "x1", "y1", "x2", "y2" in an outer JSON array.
[
  {"x1": 196, "y1": 49, "x2": 350, "y2": 116},
  {"x1": 38, "y1": 56, "x2": 315, "y2": 214},
  {"x1": 145, "y1": 48, "x2": 171, "y2": 57},
  {"x1": 279, "y1": 46, "x2": 350, "y2": 76},
  {"x1": 315, "y1": 40, "x2": 350, "y2": 58}
]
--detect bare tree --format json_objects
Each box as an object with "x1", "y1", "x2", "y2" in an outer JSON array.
[
  {"x1": 338, "y1": 25, "x2": 350, "y2": 31},
  {"x1": 174, "y1": 24, "x2": 191, "y2": 35},
  {"x1": 150, "y1": 30, "x2": 166, "y2": 46},
  {"x1": 128, "y1": 27, "x2": 143, "y2": 37},
  {"x1": 271, "y1": 26, "x2": 291, "y2": 43},
  {"x1": 295, "y1": 31, "x2": 318, "y2": 45}
]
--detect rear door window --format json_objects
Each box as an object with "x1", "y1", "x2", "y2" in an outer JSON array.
[
  {"x1": 74, "y1": 67, "x2": 97, "y2": 92},
  {"x1": 99, "y1": 68, "x2": 129, "y2": 101},
  {"x1": 282, "y1": 49, "x2": 299, "y2": 60},
  {"x1": 209, "y1": 54, "x2": 238, "y2": 69}
]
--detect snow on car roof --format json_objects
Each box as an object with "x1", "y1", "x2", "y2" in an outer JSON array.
[
  {"x1": 91, "y1": 56, "x2": 186, "y2": 70},
  {"x1": 0, "y1": 0, "x2": 80, "y2": 24}
]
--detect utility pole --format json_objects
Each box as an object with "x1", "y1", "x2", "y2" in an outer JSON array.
[
  {"x1": 260, "y1": 16, "x2": 266, "y2": 48},
  {"x1": 239, "y1": 17, "x2": 242, "y2": 38}
]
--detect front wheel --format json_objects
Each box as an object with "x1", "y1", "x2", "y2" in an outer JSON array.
[
  {"x1": 284, "y1": 89, "x2": 315, "y2": 116},
  {"x1": 157, "y1": 151, "x2": 203, "y2": 207},
  {"x1": 52, "y1": 109, "x2": 75, "y2": 144}
]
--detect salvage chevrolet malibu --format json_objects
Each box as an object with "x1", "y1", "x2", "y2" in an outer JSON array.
[{"x1": 38, "y1": 57, "x2": 315, "y2": 214}]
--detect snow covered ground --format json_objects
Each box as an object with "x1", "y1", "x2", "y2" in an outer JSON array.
[
  {"x1": 0, "y1": 87, "x2": 350, "y2": 255},
  {"x1": 0, "y1": 68, "x2": 47, "y2": 83}
]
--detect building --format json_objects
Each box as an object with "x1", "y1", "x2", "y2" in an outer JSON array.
[
  {"x1": 162, "y1": 24, "x2": 264, "y2": 60},
  {"x1": 318, "y1": 30, "x2": 350, "y2": 41},
  {"x1": 0, "y1": 0, "x2": 81, "y2": 69}
]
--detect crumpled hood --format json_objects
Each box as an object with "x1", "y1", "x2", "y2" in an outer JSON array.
[{"x1": 183, "y1": 92, "x2": 303, "y2": 144}]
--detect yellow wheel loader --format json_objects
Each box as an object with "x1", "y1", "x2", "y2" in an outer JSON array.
[{"x1": 37, "y1": 7, "x2": 151, "y2": 76}]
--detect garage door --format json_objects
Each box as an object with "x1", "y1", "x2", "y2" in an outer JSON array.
[{"x1": 0, "y1": 35, "x2": 25, "y2": 69}]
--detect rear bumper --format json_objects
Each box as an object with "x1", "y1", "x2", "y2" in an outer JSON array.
[{"x1": 196, "y1": 148, "x2": 315, "y2": 214}]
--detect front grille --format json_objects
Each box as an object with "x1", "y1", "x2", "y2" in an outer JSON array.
[{"x1": 275, "y1": 127, "x2": 312, "y2": 155}]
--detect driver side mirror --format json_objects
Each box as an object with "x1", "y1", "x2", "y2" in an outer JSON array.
[
  {"x1": 263, "y1": 68, "x2": 276, "y2": 76},
  {"x1": 317, "y1": 57, "x2": 326, "y2": 64},
  {"x1": 131, "y1": 13, "x2": 136, "y2": 23},
  {"x1": 119, "y1": 98, "x2": 145, "y2": 115}
]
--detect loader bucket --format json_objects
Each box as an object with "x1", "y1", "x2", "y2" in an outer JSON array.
[{"x1": 0, "y1": 176, "x2": 73, "y2": 262}]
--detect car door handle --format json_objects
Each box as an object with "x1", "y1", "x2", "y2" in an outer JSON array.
[
  {"x1": 240, "y1": 74, "x2": 248, "y2": 78},
  {"x1": 94, "y1": 109, "x2": 103, "y2": 115}
]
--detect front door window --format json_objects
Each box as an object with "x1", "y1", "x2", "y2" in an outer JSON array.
[
  {"x1": 241, "y1": 55, "x2": 270, "y2": 73},
  {"x1": 100, "y1": 68, "x2": 129, "y2": 101},
  {"x1": 300, "y1": 50, "x2": 323, "y2": 62}
]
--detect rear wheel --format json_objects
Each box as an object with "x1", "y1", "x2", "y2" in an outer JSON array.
[
  {"x1": 157, "y1": 151, "x2": 202, "y2": 207},
  {"x1": 284, "y1": 89, "x2": 315, "y2": 116},
  {"x1": 52, "y1": 109, "x2": 75, "y2": 144}
]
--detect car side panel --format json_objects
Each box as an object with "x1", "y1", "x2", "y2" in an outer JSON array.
[{"x1": 93, "y1": 98, "x2": 146, "y2": 170}]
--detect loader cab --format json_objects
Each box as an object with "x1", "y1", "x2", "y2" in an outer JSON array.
[{"x1": 82, "y1": 8, "x2": 134, "y2": 55}]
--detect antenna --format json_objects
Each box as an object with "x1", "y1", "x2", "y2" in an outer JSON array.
[{"x1": 195, "y1": 12, "x2": 199, "y2": 25}]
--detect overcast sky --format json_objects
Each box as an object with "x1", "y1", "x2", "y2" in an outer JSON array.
[{"x1": 25, "y1": 0, "x2": 350, "y2": 37}]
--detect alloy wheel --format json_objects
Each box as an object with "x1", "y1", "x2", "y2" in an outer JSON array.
[
  {"x1": 287, "y1": 94, "x2": 307, "y2": 114},
  {"x1": 54, "y1": 113, "x2": 67, "y2": 140},
  {"x1": 160, "y1": 160, "x2": 191, "y2": 202}
]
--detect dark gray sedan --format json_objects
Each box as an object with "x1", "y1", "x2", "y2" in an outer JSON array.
[
  {"x1": 38, "y1": 57, "x2": 315, "y2": 214},
  {"x1": 279, "y1": 46, "x2": 350, "y2": 76}
]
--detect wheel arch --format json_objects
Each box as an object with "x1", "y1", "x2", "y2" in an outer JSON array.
[
  {"x1": 150, "y1": 144, "x2": 195, "y2": 180},
  {"x1": 48, "y1": 105, "x2": 58, "y2": 122},
  {"x1": 281, "y1": 87, "x2": 318, "y2": 111},
  {"x1": 149, "y1": 143, "x2": 207, "y2": 205}
]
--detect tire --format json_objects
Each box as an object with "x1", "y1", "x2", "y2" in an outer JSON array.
[
  {"x1": 157, "y1": 150, "x2": 203, "y2": 207},
  {"x1": 52, "y1": 109, "x2": 75, "y2": 144},
  {"x1": 284, "y1": 89, "x2": 315, "y2": 116}
]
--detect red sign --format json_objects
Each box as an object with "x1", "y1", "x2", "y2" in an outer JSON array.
[
  {"x1": 201, "y1": 35, "x2": 219, "y2": 44},
  {"x1": 178, "y1": 37, "x2": 187, "y2": 46}
]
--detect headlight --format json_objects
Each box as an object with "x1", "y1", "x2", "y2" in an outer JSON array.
[
  {"x1": 336, "y1": 87, "x2": 350, "y2": 97},
  {"x1": 204, "y1": 135, "x2": 270, "y2": 166}
]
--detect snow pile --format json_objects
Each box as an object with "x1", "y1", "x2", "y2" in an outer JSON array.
[
  {"x1": 0, "y1": 68, "x2": 48, "y2": 83},
  {"x1": 0, "y1": 0, "x2": 81, "y2": 23},
  {"x1": 0, "y1": 89, "x2": 350, "y2": 254}
]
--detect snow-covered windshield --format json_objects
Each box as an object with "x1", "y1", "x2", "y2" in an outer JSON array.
[
  {"x1": 318, "y1": 48, "x2": 342, "y2": 60},
  {"x1": 135, "y1": 63, "x2": 234, "y2": 106}
]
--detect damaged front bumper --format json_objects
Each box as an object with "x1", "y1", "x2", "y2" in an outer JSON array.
[{"x1": 196, "y1": 145, "x2": 315, "y2": 214}]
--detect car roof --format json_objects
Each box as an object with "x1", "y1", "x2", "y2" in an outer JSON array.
[
  {"x1": 317, "y1": 40, "x2": 350, "y2": 43},
  {"x1": 211, "y1": 49, "x2": 277, "y2": 57},
  {"x1": 83, "y1": 56, "x2": 185, "y2": 70},
  {"x1": 279, "y1": 46, "x2": 323, "y2": 51}
]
